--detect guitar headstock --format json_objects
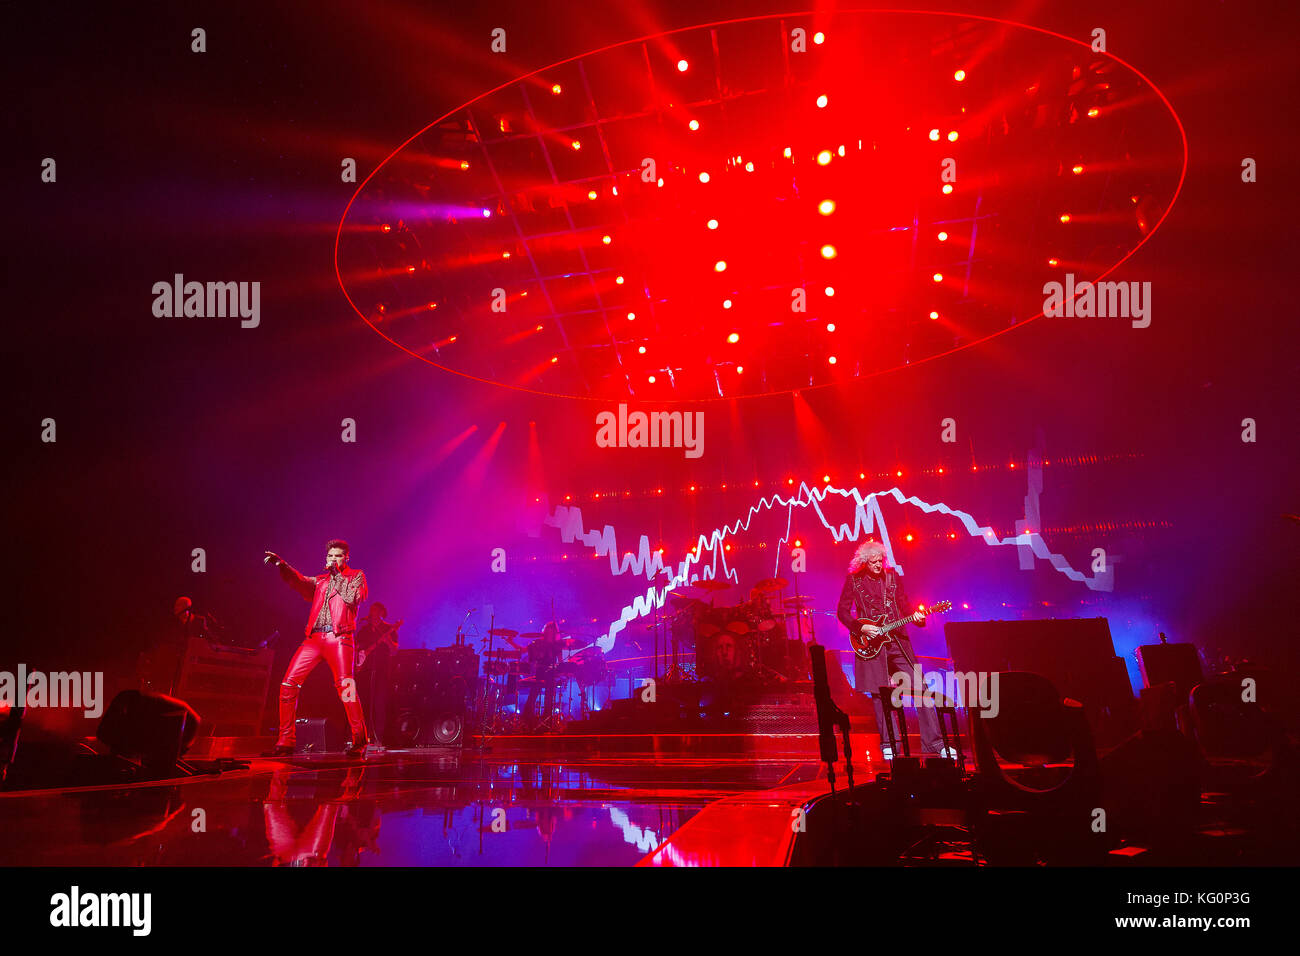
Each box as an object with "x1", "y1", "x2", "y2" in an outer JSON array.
[{"x1": 923, "y1": 600, "x2": 953, "y2": 615}]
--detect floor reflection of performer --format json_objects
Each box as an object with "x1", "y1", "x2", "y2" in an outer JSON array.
[
  {"x1": 524, "y1": 622, "x2": 563, "y2": 729},
  {"x1": 263, "y1": 540, "x2": 369, "y2": 758},
  {"x1": 263, "y1": 765, "x2": 366, "y2": 866},
  {"x1": 355, "y1": 604, "x2": 400, "y2": 752}
]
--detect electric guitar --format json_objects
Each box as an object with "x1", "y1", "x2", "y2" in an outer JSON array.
[
  {"x1": 849, "y1": 600, "x2": 952, "y2": 661},
  {"x1": 356, "y1": 619, "x2": 403, "y2": 669}
]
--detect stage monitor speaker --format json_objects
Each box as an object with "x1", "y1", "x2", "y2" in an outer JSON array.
[
  {"x1": 294, "y1": 717, "x2": 344, "y2": 754},
  {"x1": 1136, "y1": 641, "x2": 1203, "y2": 699},
  {"x1": 945, "y1": 618, "x2": 1136, "y2": 746},
  {"x1": 97, "y1": 691, "x2": 201, "y2": 769}
]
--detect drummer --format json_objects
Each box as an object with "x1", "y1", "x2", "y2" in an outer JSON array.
[{"x1": 523, "y1": 621, "x2": 564, "y2": 726}]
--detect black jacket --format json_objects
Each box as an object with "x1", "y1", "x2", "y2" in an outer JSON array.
[{"x1": 836, "y1": 568, "x2": 923, "y2": 639}]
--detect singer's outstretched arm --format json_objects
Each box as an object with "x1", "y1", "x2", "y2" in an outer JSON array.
[{"x1": 267, "y1": 553, "x2": 315, "y2": 601}]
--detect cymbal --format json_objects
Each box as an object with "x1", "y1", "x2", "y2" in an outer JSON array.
[
  {"x1": 781, "y1": 595, "x2": 816, "y2": 607},
  {"x1": 518, "y1": 632, "x2": 544, "y2": 641},
  {"x1": 486, "y1": 649, "x2": 522, "y2": 658},
  {"x1": 725, "y1": 620, "x2": 752, "y2": 635},
  {"x1": 692, "y1": 579, "x2": 731, "y2": 592},
  {"x1": 668, "y1": 594, "x2": 704, "y2": 609},
  {"x1": 489, "y1": 628, "x2": 519, "y2": 638},
  {"x1": 560, "y1": 637, "x2": 586, "y2": 648},
  {"x1": 752, "y1": 577, "x2": 788, "y2": 593}
]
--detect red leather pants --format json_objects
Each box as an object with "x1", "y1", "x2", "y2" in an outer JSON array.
[{"x1": 277, "y1": 631, "x2": 367, "y2": 746}]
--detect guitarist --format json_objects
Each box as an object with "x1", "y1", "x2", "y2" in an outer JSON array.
[{"x1": 836, "y1": 540, "x2": 944, "y2": 757}]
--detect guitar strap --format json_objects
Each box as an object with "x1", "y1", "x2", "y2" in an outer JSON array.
[{"x1": 852, "y1": 569, "x2": 919, "y2": 670}]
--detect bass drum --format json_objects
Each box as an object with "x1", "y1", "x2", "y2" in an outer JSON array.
[{"x1": 569, "y1": 647, "x2": 607, "y2": 686}]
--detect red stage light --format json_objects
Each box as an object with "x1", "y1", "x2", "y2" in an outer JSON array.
[
  {"x1": 727, "y1": 332, "x2": 739, "y2": 343},
  {"x1": 736, "y1": 365, "x2": 744, "y2": 374},
  {"x1": 932, "y1": 272, "x2": 943, "y2": 282},
  {"x1": 689, "y1": 119, "x2": 700, "y2": 131},
  {"x1": 928, "y1": 129, "x2": 940, "y2": 141},
  {"x1": 905, "y1": 533, "x2": 914, "y2": 542},
  {"x1": 826, "y1": 322, "x2": 836, "y2": 332},
  {"x1": 722, "y1": 299, "x2": 732, "y2": 308},
  {"x1": 587, "y1": 189, "x2": 598, "y2": 200},
  {"x1": 954, "y1": 69, "x2": 966, "y2": 81},
  {"x1": 551, "y1": 84, "x2": 562, "y2": 95},
  {"x1": 602, "y1": 234, "x2": 612, "y2": 244},
  {"x1": 744, "y1": 161, "x2": 754, "y2": 172},
  {"x1": 947, "y1": 131, "x2": 958, "y2": 142},
  {"x1": 638, "y1": 346, "x2": 646, "y2": 353},
  {"x1": 459, "y1": 161, "x2": 469, "y2": 170},
  {"x1": 699, "y1": 172, "x2": 710, "y2": 183},
  {"x1": 1059, "y1": 213, "x2": 1071, "y2": 223},
  {"x1": 1047, "y1": 257, "x2": 1059, "y2": 266},
  {"x1": 896, "y1": 470, "x2": 903, "y2": 477},
  {"x1": 816, "y1": 150, "x2": 832, "y2": 165},
  {"x1": 714, "y1": 260, "x2": 727, "y2": 272},
  {"x1": 626, "y1": 311, "x2": 636, "y2": 320},
  {"x1": 818, "y1": 199, "x2": 836, "y2": 215},
  {"x1": 380, "y1": 223, "x2": 391, "y2": 233},
  {"x1": 1072, "y1": 164, "x2": 1084, "y2": 174},
  {"x1": 550, "y1": 355, "x2": 558, "y2": 363},
  {"x1": 942, "y1": 184, "x2": 954, "y2": 194},
  {"x1": 824, "y1": 286, "x2": 834, "y2": 296},
  {"x1": 677, "y1": 59, "x2": 689, "y2": 71},
  {"x1": 813, "y1": 31, "x2": 825, "y2": 44},
  {"x1": 822, "y1": 474, "x2": 830, "y2": 482},
  {"x1": 707, "y1": 218, "x2": 719, "y2": 229},
  {"x1": 828, "y1": 355, "x2": 837, "y2": 364},
  {"x1": 929, "y1": 310, "x2": 939, "y2": 319},
  {"x1": 820, "y1": 244, "x2": 837, "y2": 259},
  {"x1": 570, "y1": 139, "x2": 582, "y2": 150},
  {"x1": 615, "y1": 275, "x2": 625, "y2": 284},
  {"x1": 816, "y1": 94, "x2": 828, "y2": 108},
  {"x1": 648, "y1": 374, "x2": 656, "y2": 383},
  {"x1": 937, "y1": 231, "x2": 948, "y2": 241},
  {"x1": 1087, "y1": 107, "x2": 1100, "y2": 117}
]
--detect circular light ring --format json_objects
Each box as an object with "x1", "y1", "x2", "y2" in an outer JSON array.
[{"x1": 336, "y1": 11, "x2": 1188, "y2": 403}]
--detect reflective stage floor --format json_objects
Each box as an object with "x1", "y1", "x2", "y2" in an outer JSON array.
[{"x1": 0, "y1": 747, "x2": 850, "y2": 867}]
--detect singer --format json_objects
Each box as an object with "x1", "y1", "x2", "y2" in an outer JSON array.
[{"x1": 263, "y1": 540, "x2": 369, "y2": 757}]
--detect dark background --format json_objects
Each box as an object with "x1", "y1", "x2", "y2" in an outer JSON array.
[{"x1": 6, "y1": 0, "x2": 1298, "y2": 734}]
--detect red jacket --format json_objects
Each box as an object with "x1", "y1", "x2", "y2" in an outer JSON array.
[{"x1": 278, "y1": 562, "x2": 368, "y2": 637}]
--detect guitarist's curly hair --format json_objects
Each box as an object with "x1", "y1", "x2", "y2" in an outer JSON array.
[{"x1": 847, "y1": 539, "x2": 887, "y2": 573}]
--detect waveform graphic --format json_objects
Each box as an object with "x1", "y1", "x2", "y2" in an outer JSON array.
[{"x1": 527, "y1": 458, "x2": 1112, "y2": 652}]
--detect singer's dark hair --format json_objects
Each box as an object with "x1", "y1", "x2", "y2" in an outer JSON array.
[{"x1": 326, "y1": 538, "x2": 350, "y2": 555}]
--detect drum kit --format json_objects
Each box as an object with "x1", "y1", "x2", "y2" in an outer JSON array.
[
  {"x1": 476, "y1": 626, "x2": 609, "y2": 734},
  {"x1": 656, "y1": 576, "x2": 825, "y2": 686},
  {"x1": 471, "y1": 579, "x2": 831, "y2": 734}
]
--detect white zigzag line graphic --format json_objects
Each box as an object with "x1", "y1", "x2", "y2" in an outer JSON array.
[{"x1": 540, "y1": 481, "x2": 1108, "y2": 653}]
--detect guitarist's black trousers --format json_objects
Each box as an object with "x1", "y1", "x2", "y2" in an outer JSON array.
[{"x1": 853, "y1": 637, "x2": 946, "y2": 755}]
